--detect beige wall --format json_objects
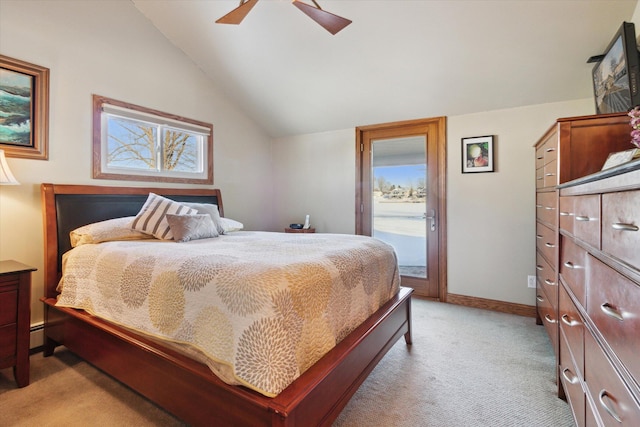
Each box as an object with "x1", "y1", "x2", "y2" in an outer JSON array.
[
  {"x1": 0, "y1": 0, "x2": 273, "y2": 331},
  {"x1": 272, "y1": 129, "x2": 356, "y2": 234},
  {"x1": 446, "y1": 100, "x2": 593, "y2": 303}
]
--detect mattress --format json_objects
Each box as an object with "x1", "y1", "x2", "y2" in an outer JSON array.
[{"x1": 56, "y1": 231, "x2": 400, "y2": 396}]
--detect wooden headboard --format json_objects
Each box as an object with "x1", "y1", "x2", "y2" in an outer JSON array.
[{"x1": 41, "y1": 184, "x2": 223, "y2": 299}]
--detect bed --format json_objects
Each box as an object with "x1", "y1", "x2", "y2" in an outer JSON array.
[{"x1": 40, "y1": 183, "x2": 413, "y2": 426}]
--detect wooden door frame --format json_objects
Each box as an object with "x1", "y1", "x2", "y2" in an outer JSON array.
[{"x1": 355, "y1": 117, "x2": 447, "y2": 301}]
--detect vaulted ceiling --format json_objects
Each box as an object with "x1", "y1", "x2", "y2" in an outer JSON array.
[{"x1": 132, "y1": 0, "x2": 638, "y2": 137}]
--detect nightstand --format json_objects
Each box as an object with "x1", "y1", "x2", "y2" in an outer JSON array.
[
  {"x1": 0, "y1": 260, "x2": 36, "y2": 387},
  {"x1": 285, "y1": 228, "x2": 316, "y2": 233}
]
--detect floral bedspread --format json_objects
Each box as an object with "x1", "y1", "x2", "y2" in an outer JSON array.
[{"x1": 57, "y1": 231, "x2": 400, "y2": 397}]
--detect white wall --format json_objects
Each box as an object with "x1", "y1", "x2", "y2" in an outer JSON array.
[
  {"x1": 446, "y1": 100, "x2": 592, "y2": 303},
  {"x1": 0, "y1": 0, "x2": 273, "y2": 329},
  {"x1": 272, "y1": 129, "x2": 356, "y2": 233},
  {"x1": 271, "y1": 99, "x2": 593, "y2": 306}
]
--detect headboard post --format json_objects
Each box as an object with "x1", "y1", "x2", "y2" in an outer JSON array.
[{"x1": 41, "y1": 184, "x2": 61, "y2": 299}]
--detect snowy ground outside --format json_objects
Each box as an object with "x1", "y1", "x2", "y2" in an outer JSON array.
[{"x1": 373, "y1": 199, "x2": 426, "y2": 269}]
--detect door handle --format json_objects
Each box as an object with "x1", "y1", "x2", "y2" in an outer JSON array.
[{"x1": 425, "y1": 210, "x2": 436, "y2": 232}]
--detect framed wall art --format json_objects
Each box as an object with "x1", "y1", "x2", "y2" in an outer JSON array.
[
  {"x1": 0, "y1": 55, "x2": 49, "y2": 160},
  {"x1": 462, "y1": 135, "x2": 494, "y2": 173}
]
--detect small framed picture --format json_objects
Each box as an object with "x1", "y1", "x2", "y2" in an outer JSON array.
[{"x1": 462, "y1": 135, "x2": 494, "y2": 173}]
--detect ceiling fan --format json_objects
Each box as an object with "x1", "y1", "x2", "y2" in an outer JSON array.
[{"x1": 216, "y1": 0, "x2": 352, "y2": 35}]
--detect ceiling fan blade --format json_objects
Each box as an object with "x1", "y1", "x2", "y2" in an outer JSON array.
[
  {"x1": 292, "y1": 0, "x2": 352, "y2": 35},
  {"x1": 216, "y1": 0, "x2": 259, "y2": 25}
]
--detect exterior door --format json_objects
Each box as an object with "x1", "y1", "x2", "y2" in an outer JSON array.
[{"x1": 356, "y1": 117, "x2": 446, "y2": 299}]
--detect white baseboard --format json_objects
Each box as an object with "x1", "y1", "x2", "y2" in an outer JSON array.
[{"x1": 30, "y1": 322, "x2": 44, "y2": 350}]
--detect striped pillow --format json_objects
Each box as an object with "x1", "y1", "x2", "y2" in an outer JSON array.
[{"x1": 130, "y1": 193, "x2": 197, "y2": 240}]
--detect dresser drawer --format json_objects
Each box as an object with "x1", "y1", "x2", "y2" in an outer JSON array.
[
  {"x1": 536, "y1": 146, "x2": 546, "y2": 170},
  {"x1": 560, "y1": 329, "x2": 585, "y2": 427},
  {"x1": 544, "y1": 160, "x2": 558, "y2": 188},
  {"x1": 536, "y1": 222, "x2": 557, "y2": 265},
  {"x1": 559, "y1": 284, "x2": 584, "y2": 376},
  {"x1": 0, "y1": 323, "x2": 17, "y2": 361},
  {"x1": 584, "y1": 332, "x2": 640, "y2": 426},
  {"x1": 560, "y1": 237, "x2": 587, "y2": 306},
  {"x1": 536, "y1": 251, "x2": 557, "y2": 307},
  {"x1": 0, "y1": 289, "x2": 18, "y2": 326},
  {"x1": 587, "y1": 256, "x2": 640, "y2": 383},
  {"x1": 535, "y1": 167, "x2": 545, "y2": 189},
  {"x1": 536, "y1": 191, "x2": 557, "y2": 226},
  {"x1": 573, "y1": 194, "x2": 600, "y2": 249},
  {"x1": 559, "y1": 196, "x2": 574, "y2": 235},
  {"x1": 585, "y1": 397, "x2": 600, "y2": 427},
  {"x1": 543, "y1": 136, "x2": 558, "y2": 164},
  {"x1": 538, "y1": 286, "x2": 558, "y2": 357},
  {"x1": 602, "y1": 190, "x2": 640, "y2": 268}
]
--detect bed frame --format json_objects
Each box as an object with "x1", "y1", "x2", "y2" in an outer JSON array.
[{"x1": 40, "y1": 183, "x2": 413, "y2": 427}]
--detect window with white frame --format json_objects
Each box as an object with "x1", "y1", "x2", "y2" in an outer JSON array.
[{"x1": 93, "y1": 95, "x2": 213, "y2": 184}]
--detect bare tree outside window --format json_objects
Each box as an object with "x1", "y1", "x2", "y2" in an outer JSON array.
[{"x1": 93, "y1": 94, "x2": 213, "y2": 184}]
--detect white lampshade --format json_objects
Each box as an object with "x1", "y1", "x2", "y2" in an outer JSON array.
[{"x1": 0, "y1": 149, "x2": 19, "y2": 185}]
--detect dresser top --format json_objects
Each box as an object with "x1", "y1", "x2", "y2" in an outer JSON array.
[
  {"x1": 0, "y1": 260, "x2": 37, "y2": 275},
  {"x1": 558, "y1": 158, "x2": 640, "y2": 191}
]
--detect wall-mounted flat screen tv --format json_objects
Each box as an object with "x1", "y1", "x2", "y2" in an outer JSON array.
[{"x1": 592, "y1": 21, "x2": 640, "y2": 114}]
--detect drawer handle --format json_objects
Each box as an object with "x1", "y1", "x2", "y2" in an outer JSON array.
[
  {"x1": 561, "y1": 367, "x2": 578, "y2": 384},
  {"x1": 563, "y1": 261, "x2": 580, "y2": 269},
  {"x1": 561, "y1": 314, "x2": 580, "y2": 327},
  {"x1": 536, "y1": 295, "x2": 544, "y2": 302},
  {"x1": 544, "y1": 279, "x2": 556, "y2": 286},
  {"x1": 544, "y1": 243, "x2": 556, "y2": 248},
  {"x1": 536, "y1": 204, "x2": 543, "y2": 208},
  {"x1": 600, "y1": 303, "x2": 624, "y2": 322},
  {"x1": 536, "y1": 155, "x2": 544, "y2": 160},
  {"x1": 536, "y1": 234, "x2": 543, "y2": 239},
  {"x1": 598, "y1": 390, "x2": 622, "y2": 423},
  {"x1": 611, "y1": 222, "x2": 639, "y2": 232},
  {"x1": 536, "y1": 264, "x2": 543, "y2": 271},
  {"x1": 545, "y1": 173, "x2": 555, "y2": 177},
  {"x1": 545, "y1": 147, "x2": 556, "y2": 153},
  {"x1": 536, "y1": 176, "x2": 543, "y2": 181},
  {"x1": 575, "y1": 215, "x2": 591, "y2": 222},
  {"x1": 544, "y1": 207, "x2": 555, "y2": 211},
  {"x1": 544, "y1": 314, "x2": 556, "y2": 324},
  {"x1": 559, "y1": 211, "x2": 573, "y2": 217}
]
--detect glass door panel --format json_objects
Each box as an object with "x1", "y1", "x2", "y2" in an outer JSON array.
[{"x1": 372, "y1": 136, "x2": 427, "y2": 279}]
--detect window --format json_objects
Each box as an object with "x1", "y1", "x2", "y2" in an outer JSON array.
[{"x1": 93, "y1": 95, "x2": 213, "y2": 184}]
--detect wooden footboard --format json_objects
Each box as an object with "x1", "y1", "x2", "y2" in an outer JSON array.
[{"x1": 42, "y1": 287, "x2": 412, "y2": 426}]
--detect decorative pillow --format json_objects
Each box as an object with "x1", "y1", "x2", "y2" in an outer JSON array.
[
  {"x1": 165, "y1": 214, "x2": 219, "y2": 242},
  {"x1": 219, "y1": 217, "x2": 244, "y2": 233},
  {"x1": 183, "y1": 202, "x2": 225, "y2": 235},
  {"x1": 130, "y1": 193, "x2": 197, "y2": 240},
  {"x1": 70, "y1": 216, "x2": 154, "y2": 247}
]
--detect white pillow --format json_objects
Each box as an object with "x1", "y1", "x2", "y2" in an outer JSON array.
[
  {"x1": 165, "y1": 214, "x2": 219, "y2": 242},
  {"x1": 130, "y1": 193, "x2": 197, "y2": 240},
  {"x1": 182, "y1": 202, "x2": 225, "y2": 235},
  {"x1": 219, "y1": 217, "x2": 244, "y2": 233},
  {"x1": 70, "y1": 216, "x2": 153, "y2": 247}
]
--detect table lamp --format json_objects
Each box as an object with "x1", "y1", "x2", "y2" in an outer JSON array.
[{"x1": 0, "y1": 149, "x2": 19, "y2": 185}]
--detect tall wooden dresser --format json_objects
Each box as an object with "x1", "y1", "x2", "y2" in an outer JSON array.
[
  {"x1": 558, "y1": 160, "x2": 640, "y2": 426},
  {"x1": 534, "y1": 112, "x2": 639, "y2": 426}
]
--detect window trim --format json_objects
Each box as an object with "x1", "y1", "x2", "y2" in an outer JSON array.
[{"x1": 92, "y1": 94, "x2": 213, "y2": 184}]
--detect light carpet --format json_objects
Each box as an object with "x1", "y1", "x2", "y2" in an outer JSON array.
[{"x1": 0, "y1": 298, "x2": 575, "y2": 426}]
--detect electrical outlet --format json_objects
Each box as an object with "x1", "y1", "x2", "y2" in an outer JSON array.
[{"x1": 527, "y1": 275, "x2": 536, "y2": 288}]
